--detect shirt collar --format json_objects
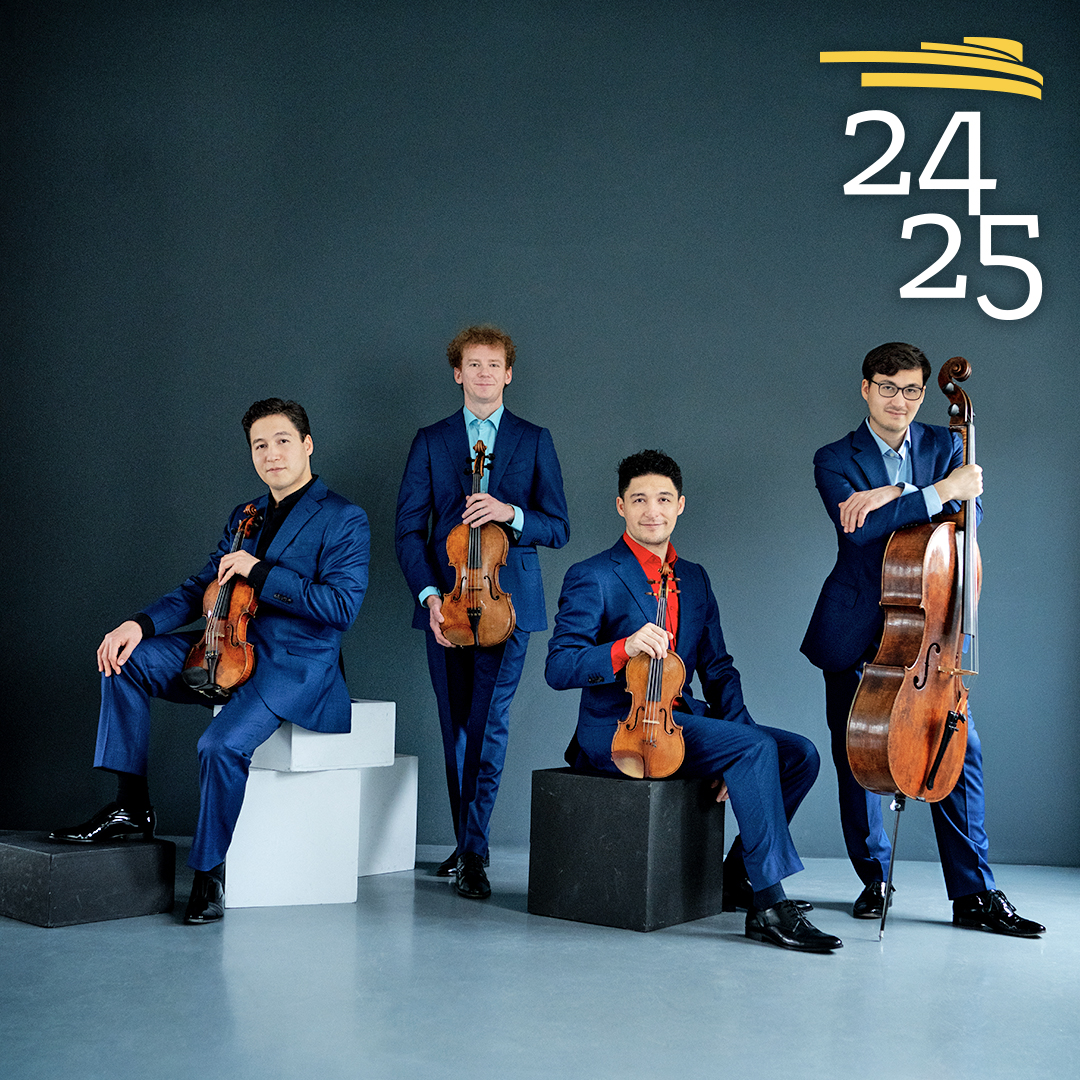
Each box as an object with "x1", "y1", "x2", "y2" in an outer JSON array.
[
  {"x1": 622, "y1": 531, "x2": 678, "y2": 571},
  {"x1": 268, "y1": 474, "x2": 317, "y2": 513},
  {"x1": 865, "y1": 419, "x2": 910, "y2": 460},
  {"x1": 463, "y1": 404, "x2": 504, "y2": 432}
]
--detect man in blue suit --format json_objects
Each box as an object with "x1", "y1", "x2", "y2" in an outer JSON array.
[
  {"x1": 546, "y1": 450, "x2": 841, "y2": 952},
  {"x1": 802, "y1": 342, "x2": 1043, "y2": 935},
  {"x1": 52, "y1": 399, "x2": 370, "y2": 925},
  {"x1": 396, "y1": 326, "x2": 569, "y2": 899}
]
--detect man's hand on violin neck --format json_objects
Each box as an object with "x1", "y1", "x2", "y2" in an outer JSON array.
[
  {"x1": 97, "y1": 620, "x2": 144, "y2": 677},
  {"x1": 625, "y1": 623, "x2": 673, "y2": 660},
  {"x1": 217, "y1": 550, "x2": 260, "y2": 585},
  {"x1": 462, "y1": 493, "x2": 514, "y2": 528},
  {"x1": 935, "y1": 463, "x2": 983, "y2": 506}
]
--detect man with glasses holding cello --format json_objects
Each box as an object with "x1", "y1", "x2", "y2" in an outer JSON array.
[{"x1": 802, "y1": 342, "x2": 1044, "y2": 936}]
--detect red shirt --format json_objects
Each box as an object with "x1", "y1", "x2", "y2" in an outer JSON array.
[{"x1": 610, "y1": 533, "x2": 680, "y2": 673}]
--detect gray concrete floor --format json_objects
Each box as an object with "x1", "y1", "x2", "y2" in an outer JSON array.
[{"x1": 1, "y1": 845, "x2": 1076, "y2": 1080}]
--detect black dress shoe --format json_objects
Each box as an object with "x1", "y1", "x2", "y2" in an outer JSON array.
[
  {"x1": 434, "y1": 850, "x2": 489, "y2": 877},
  {"x1": 435, "y1": 851, "x2": 459, "y2": 876},
  {"x1": 746, "y1": 900, "x2": 843, "y2": 952},
  {"x1": 184, "y1": 870, "x2": 225, "y2": 925},
  {"x1": 49, "y1": 802, "x2": 155, "y2": 843},
  {"x1": 721, "y1": 873, "x2": 812, "y2": 913},
  {"x1": 853, "y1": 880, "x2": 894, "y2": 919},
  {"x1": 454, "y1": 852, "x2": 491, "y2": 899},
  {"x1": 953, "y1": 890, "x2": 1045, "y2": 937}
]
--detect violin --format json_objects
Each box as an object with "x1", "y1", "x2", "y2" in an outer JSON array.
[
  {"x1": 846, "y1": 358, "x2": 981, "y2": 934},
  {"x1": 611, "y1": 563, "x2": 686, "y2": 778},
  {"x1": 182, "y1": 503, "x2": 263, "y2": 702},
  {"x1": 441, "y1": 441, "x2": 516, "y2": 648}
]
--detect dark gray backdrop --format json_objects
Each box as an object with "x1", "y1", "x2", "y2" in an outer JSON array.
[{"x1": 4, "y1": 0, "x2": 1077, "y2": 872}]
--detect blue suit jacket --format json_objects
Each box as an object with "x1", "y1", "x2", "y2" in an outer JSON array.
[
  {"x1": 801, "y1": 420, "x2": 980, "y2": 673},
  {"x1": 395, "y1": 408, "x2": 569, "y2": 633},
  {"x1": 545, "y1": 538, "x2": 753, "y2": 771},
  {"x1": 141, "y1": 479, "x2": 370, "y2": 732}
]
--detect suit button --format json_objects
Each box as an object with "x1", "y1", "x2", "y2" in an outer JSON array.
[{"x1": 588, "y1": 674, "x2": 602, "y2": 684}]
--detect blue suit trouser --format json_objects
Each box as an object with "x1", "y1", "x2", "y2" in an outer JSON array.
[
  {"x1": 823, "y1": 664, "x2": 994, "y2": 898},
  {"x1": 671, "y1": 715, "x2": 818, "y2": 893},
  {"x1": 93, "y1": 632, "x2": 281, "y2": 872},
  {"x1": 425, "y1": 628, "x2": 529, "y2": 859}
]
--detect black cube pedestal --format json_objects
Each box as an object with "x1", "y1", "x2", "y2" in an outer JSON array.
[
  {"x1": 527, "y1": 768, "x2": 725, "y2": 932},
  {"x1": 0, "y1": 832, "x2": 175, "y2": 927}
]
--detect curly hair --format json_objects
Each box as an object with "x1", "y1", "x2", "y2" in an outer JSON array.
[{"x1": 446, "y1": 325, "x2": 516, "y2": 369}]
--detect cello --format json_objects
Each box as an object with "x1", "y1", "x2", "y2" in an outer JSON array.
[
  {"x1": 182, "y1": 503, "x2": 263, "y2": 702},
  {"x1": 611, "y1": 563, "x2": 686, "y2": 779},
  {"x1": 846, "y1": 357, "x2": 980, "y2": 934},
  {"x1": 440, "y1": 441, "x2": 516, "y2": 648}
]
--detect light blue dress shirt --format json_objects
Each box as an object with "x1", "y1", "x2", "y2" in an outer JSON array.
[{"x1": 865, "y1": 421, "x2": 944, "y2": 518}]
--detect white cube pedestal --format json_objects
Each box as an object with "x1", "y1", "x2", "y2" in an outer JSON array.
[
  {"x1": 250, "y1": 699, "x2": 395, "y2": 772},
  {"x1": 358, "y1": 755, "x2": 418, "y2": 877},
  {"x1": 226, "y1": 769, "x2": 361, "y2": 908}
]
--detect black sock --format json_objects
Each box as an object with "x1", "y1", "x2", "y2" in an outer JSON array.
[
  {"x1": 112, "y1": 770, "x2": 150, "y2": 809},
  {"x1": 752, "y1": 883, "x2": 786, "y2": 910}
]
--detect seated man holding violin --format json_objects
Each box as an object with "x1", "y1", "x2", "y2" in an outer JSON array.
[
  {"x1": 50, "y1": 398, "x2": 370, "y2": 925},
  {"x1": 545, "y1": 450, "x2": 841, "y2": 952}
]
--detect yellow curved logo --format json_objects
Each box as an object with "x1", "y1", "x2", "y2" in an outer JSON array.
[{"x1": 820, "y1": 38, "x2": 1042, "y2": 99}]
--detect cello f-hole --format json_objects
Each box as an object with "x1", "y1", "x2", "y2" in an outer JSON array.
[{"x1": 913, "y1": 642, "x2": 941, "y2": 690}]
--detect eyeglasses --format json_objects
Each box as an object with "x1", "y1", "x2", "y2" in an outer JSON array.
[{"x1": 871, "y1": 380, "x2": 925, "y2": 401}]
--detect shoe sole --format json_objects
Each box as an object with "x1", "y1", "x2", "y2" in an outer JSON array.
[
  {"x1": 952, "y1": 918, "x2": 1042, "y2": 936},
  {"x1": 48, "y1": 832, "x2": 154, "y2": 843},
  {"x1": 745, "y1": 928, "x2": 840, "y2": 952}
]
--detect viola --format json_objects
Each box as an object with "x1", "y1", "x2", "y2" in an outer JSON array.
[
  {"x1": 182, "y1": 503, "x2": 263, "y2": 702},
  {"x1": 611, "y1": 563, "x2": 686, "y2": 778},
  {"x1": 441, "y1": 440, "x2": 516, "y2": 648},
  {"x1": 846, "y1": 357, "x2": 981, "y2": 934}
]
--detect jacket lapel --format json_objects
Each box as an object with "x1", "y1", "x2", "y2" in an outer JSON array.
[
  {"x1": 671, "y1": 562, "x2": 697, "y2": 657},
  {"x1": 908, "y1": 422, "x2": 934, "y2": 487},
  {"x1": 264, "y1": 481, "x2": 323, "y2": 562},
  {"x1": 610, "y1": 539, "x2": 659, "y2": 626},
  {"x1": 488, "y1": 410, "x2": 523, "y2": 496},
  {"x1": 851, "y1": 420, "x2": 891, "y2": 489},
  {"x1": 437, "y1": 412, "x2": 472, "y2": 499}
]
